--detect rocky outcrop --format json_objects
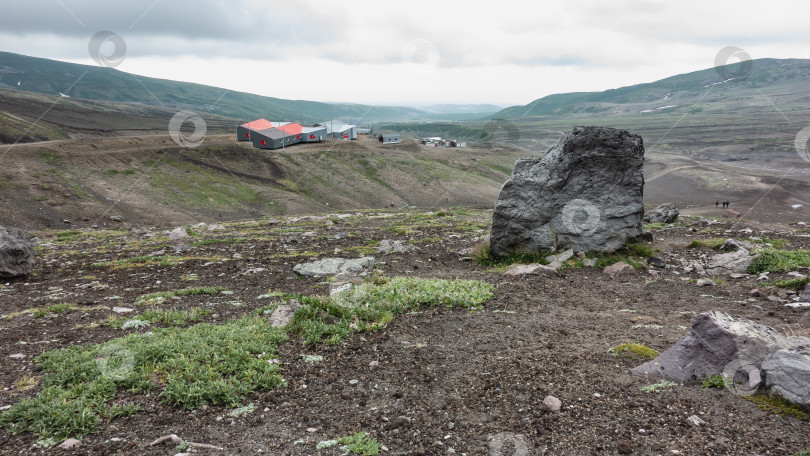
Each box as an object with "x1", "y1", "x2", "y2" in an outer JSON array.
[
  {"x1": 632, "y1": 311, "x2": 795, "y2": 384},
  {"x1": 644, "y1": 202, "x2": 679, "y2": 224},
  {"x1": 706, "y1": 248, "x2": 756, "y2": 276},
  {"x1": 762, "y1": 344, "x2": 810, "y2": 410},
  {"x1": 377, "y1": 240, "x2": 416, "y2": 254},
  {"x1": 490, "y1": 126, "x2": 644, "y2": 257},
  {"x1": 293, "y1": 257, "x2": 375, "y2": 278},
  {"x1": 0, "y1": 225, "x2": 34, "y2": 278}
]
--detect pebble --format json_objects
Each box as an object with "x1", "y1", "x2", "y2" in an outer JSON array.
[
  {"x1": 58, "y1": 438, "x2": 81, "y2": 449},
  {"x1": 349, "y1": 379, "x2": 359, "y2": 386},
  {"x1": 687, "y1": 415, "x2": 705, "y2": 426},
  {"x1": 542, "y1": 395, "x2": 561, "y2": 412},
  {"x1": 8, "y1": 353, "x2": 25, "y2": 360},
  {"x1": 369, "y1": 360, "x2": 379, "y2": 367},
  {"x1": 306, "y1": 427, "x2": 317, "y2": 433}
]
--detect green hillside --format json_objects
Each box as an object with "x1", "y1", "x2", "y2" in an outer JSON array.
[
  {"x1": 494, "y1": 58, "x2": 810, "y2": 118},
  {"x1": 0, "y1": 52, "x2": 425, "y2": 123}
]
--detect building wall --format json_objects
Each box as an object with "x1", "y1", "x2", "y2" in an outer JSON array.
[{"x1": 236, "y1": 126, "x2": 252, "y2": 141}]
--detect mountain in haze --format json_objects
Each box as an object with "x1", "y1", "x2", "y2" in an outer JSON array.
[
  {"x1": 494, "y1": 58, "x2": 810, "y2": 119},
  {"x1": 0, "y1": 52, "x2": 428, "y2": 124},
  {"x1": 419, "y1": 104, "x2": 503, "y2": 114}
]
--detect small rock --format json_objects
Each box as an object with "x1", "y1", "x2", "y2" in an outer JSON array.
[
  {"x1": 232, "y1": 253, "x2": 242, "y2": 259},
  {"x1": 541, "y1": 395, "x2": 561, "y2": 412},
  {"x1": 369, "y1": 360, "x2": 379, "y2": 367},
  {"x1": 112, "y1": 306, "x2": 134, "y2": 314},
  {"x1": 582, "y1": 258, "x2": 597, "y2": 267},
  {"x1": 58, "y1": 438, "x2": 81, "y2": 449},
  {"x1": 729, "y1": 273, "x2": 748, "y2": 279},
  {"x1": 646, "y1": 257, "x2": 666, "y2": 268},
  {"x1": 576, "y1": 251, "x2": 586, "y2": 259},
  {"x1": 604, "y1": 262, "x2": 633, "y2": 278},
  {"x1": 109, "y1": 215, "x2": 123, "y2": 222},
  {"x1": 695, "y1": 278, "x2": 715, "y2": 287},
  {"x1": 617, "y1": 440, "x2": 632, "y2": 454},
  {"x1": 268, "y1": 299, "x2": 302, "y2": 327},
  {"x1": 749, "y1": 288, "x2": 761, "y2": 297},
  {"x1": 168, "y1": 227, "x2": 188, "y2": 241},
  {"x1": 306, "y1": 427, "x2": 317, "y2": 433},
  {"x1": 349, "y1": 379, "x2": 359, "y2": 386},
  {"x1": 502, "y1": 263, "x2": 559, "y2": 276},
  {"x1": 8, "y1": 353, "x2": 25, "y2": 360},
  {"x1": 687, "y1": 415, "x2": 705, "y2": 426}
]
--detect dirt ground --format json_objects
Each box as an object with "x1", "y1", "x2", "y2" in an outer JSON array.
[{"x1": 1, "y1": 209, "x2": 809, "y2": 455}]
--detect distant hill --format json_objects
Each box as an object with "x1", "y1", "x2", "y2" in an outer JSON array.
[
  {"x1": 494, "y1": 58, "x2": 810, "y2": 118},
  {"x1": 0, "y1": 52, "x2": 427, "y2": 123}
]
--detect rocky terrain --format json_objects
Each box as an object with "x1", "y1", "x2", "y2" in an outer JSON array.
[{"x1": 1, "y1": 208, "x2": 810, "y2": 455}]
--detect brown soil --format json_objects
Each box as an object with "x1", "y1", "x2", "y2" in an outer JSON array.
[{"x1": 1, "y1": 209, "x2": 809, "y2": 455}]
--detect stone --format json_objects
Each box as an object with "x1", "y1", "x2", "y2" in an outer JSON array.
[
  {"x1": 729, "y1": 273, "x2": 748, "y2": 279},
  {"x1": 546, "y1": 249, "x2": 574, "y2": 264},
  {"x1": 502, "y1": 263, "x2": 559, "y2": 275},
  {"x1": 169, "y1": 227, "x2": 188, "y2": 241},
  {"x1": 762, "y1": 344, "x2": 810, "y2": 410},
  {"x1": 490, "y1": 126, "x2": 644, "y2": 257},
  {"x1": 695, "y1": 278, "x2": 715, "y2": 287},
  {"x1": 646, "y1": 257, "x2": 666, "y2": 268},
  {"x1": 582, "y1": 258, "x2": 597, "y2": 267},
  {"x1": 109, "y1": 215, "x2": 123, "y2": 222},
  {"x1": 268, "y1": 299, "x2": 302, "y2": 327},
  {"x1": 723, "y1": 209, "x2": 742, "y2": 219},
  {"x1": 377, "y1": 239, "x2": 416, "y2": 254},
  {"x1": 706, "y1": 249, "x2": 756, "y2": 276},
  {"x1": 0, "y1": 225, "x2": 35, "y2": 278},
  {"x1": 293, "y1": 257, "x2": 375, "y2": 278},
  {"x1": 208, "y1": 224, "x2": 226, "y2": 231},
  {"x1": 112, "y1": 306, "x2": 134, "y2": 314},
  {"x1": 632, "y1": 311, "x2": 793, "y2": 383},
  {"x1": 695, "y1": 217, "x2": 711, "y2": 226},
  {"x1": 644, "y1": 202, "x2": 679, "y2": 224},
  {"x1": 749, "y1": 288, "x2": 761, "y2": 297},
  {"x1": 58, "y1": 438, "x2": 82, "y2": 449},
  {"x1": 719, "y1": 238, "x2": 755, "y2": 252},
  {"x1": 687, "y1": 415, "x2": 705, "y2": 426},
  {"x1": 8, "y1": 353, "x2": 25, "y2": 360},
  {"x1": 541, "y1": 395, "x2": 561, "y2": 412},
  {"x1": 800, "y1": 283, "x2": 810, "y2": 302},
  {"x1": 604, "y1": 261, "x2": 633, "y2": 278},
  {"x1": 617, "y1": 440, "x2": 632, "y2": 454}
]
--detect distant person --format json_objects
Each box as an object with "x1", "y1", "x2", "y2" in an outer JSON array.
[
  {"x1": 715, "y1": 200, "x2": 719, "y2": 207},
  {"x1": 726, "y1": 201, "x2": 730, "y2": 207}
]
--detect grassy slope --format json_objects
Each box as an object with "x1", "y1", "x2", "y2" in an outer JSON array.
[
  {"x1": 0, "y1": 52, "x2": 426, "y2": 123},
  {"x1": 494, "y1": 58, "x2": 810, "y2": 118}
]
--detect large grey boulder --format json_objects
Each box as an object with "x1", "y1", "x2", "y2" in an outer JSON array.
[
  {"x1": 632, "y1": 311, "x2": 792, "y2": 383},
  {"x1": 490, "y1": 126, "x2": 644, "y2": 257},
  {"x1": 293, "y1": 257, "x2": 375, "y2": 278},
  {"x1": 644, "y1": 202, "x2": 679, "y2": 224},
  {"x1": 762, "y1": 344, "x2": 810, "y2": 410},
  {"x1": 0, "y1": 225, "x2": 35, "y2": 278}
]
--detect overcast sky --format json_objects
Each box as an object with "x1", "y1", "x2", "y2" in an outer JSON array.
[{"x1": 1, "y1": 0, "x2": 808, "y2": 107}]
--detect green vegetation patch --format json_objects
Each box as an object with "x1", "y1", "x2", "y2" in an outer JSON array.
[
  {"x1": 289, "y1": 276, "x2": 494, "y2": 345},
  {"x1": 700, "y1": 374, "x2": 727, "y2": 389},
  {"x1": 0, "y1": 316, "x2": 287, "y2": 441},
  {"x1": 33, "y1": 303, "x2": 76, "y2": 318},
  {"x1": 138, "y1": 307, "x2": 212, "y2": 326},
  {"x1": 747, "y1": 249, "x2": 810, "y2": 274},
  {"x1": 742, "y1": 393, "x2": 808, "y2": 420},
  {"x1": 337, "y1": 431, "x2": 381, "y2": 455},
  {"x1": 688, "y1": 238, "x2": 727, "y2": 249},
  {"x1": 758, "y1": 277, "x2": 810, "y2": 291},
  {"x1": 135, "y1": 286, "x2": 227, "y2": 306},
  {"x1": 93, "y1": 255, "x2": 226, "y2": 269},
  {"x1": 641, "y1": 381, "x2": 677, "y2": 393},
  {"x1": 609, "y1": 343, "x2": 658, "y2": 360}
]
